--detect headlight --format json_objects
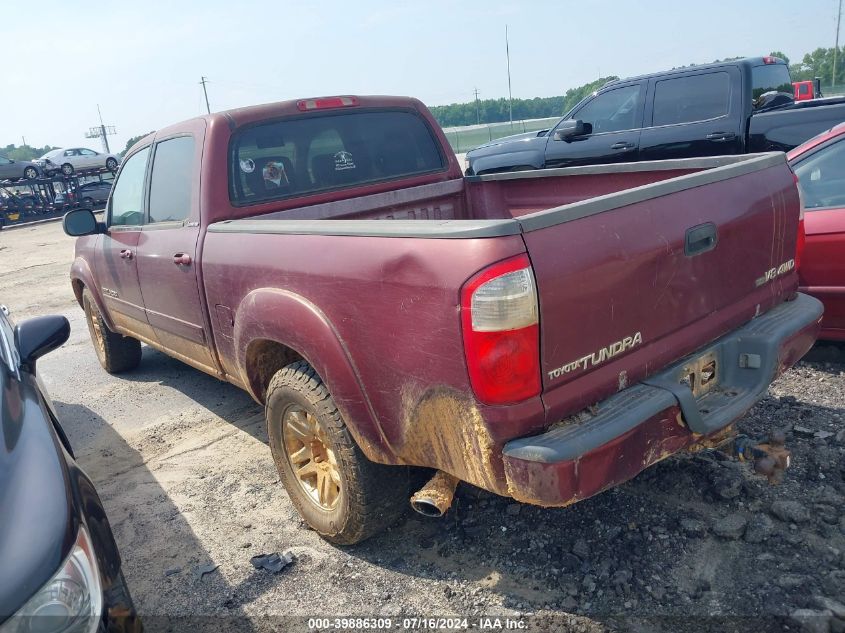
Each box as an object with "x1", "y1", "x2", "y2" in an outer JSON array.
[{"x1": 1, "y1": 526, "x2": 102, "y2": 633}]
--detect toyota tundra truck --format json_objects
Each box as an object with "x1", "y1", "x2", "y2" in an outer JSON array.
[{"x1": 62, "y1": 95, "x2": 822, "y2": 544}]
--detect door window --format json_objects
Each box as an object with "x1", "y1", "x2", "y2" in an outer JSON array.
[
  {"x1": 652, "y1": 72, "x2": 730, "y2": 126},
  {"x1": 109, "y1": 147, "x2": 150, "y2": 227},
  {"x1": 0, "y1": 157, "x2": 9, "y2": 165},
  {"x1": 79, "y1": 149, "x2": 97, "y2": 156},
  {"x1": 148, "y1": 136, "x2": 195, "y2": 223},
  {"x1": 571, "y1": 84, "x2": 642, "y2": 134},
  {"x1": 794, "y1": 139, "x2": 845, "y2": 210}
]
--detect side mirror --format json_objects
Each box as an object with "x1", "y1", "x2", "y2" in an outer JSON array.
[
  {"x1": 15, "y1": 315, "x2": 70, "y2": 372},
  {"x1": 63, "y1": 207, "x2": 99, "y2": 236},
  {"x1": 553, "y1": 119, "x2": 591, "y2": 141}
]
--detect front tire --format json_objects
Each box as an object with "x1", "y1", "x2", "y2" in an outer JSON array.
[
  {"x1": 82, "y1": 288, "x2": 142, "y2": 373},
  {"x1": 61, "y1": 163, "x2": 74, "y2": 176},
  {"x1": 266, "y1": 361, "x2": 408, "y2": 544}
]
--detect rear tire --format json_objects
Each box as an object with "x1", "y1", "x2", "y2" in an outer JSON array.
[
  {"x1": 106, "y1": 157, "x2": 118, "y2": 172},
  {"x1": 82, "y1": 288, "x2": 142, "y2": 373},
  {"x1": 23, "y1": 166, "x2": 38, "y2": 180},
  {"x1": 266, "y1": 361, "x2": 408, "y2": 544}
]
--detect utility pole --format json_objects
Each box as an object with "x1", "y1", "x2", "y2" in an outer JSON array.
[
  {"x1": 473, "y1": 87, "x2": 481, "y2": 125},
  {"x1": 200, "y1": 76, "x2": 211, "y2": 114},
  {"x1": 506, "y1": 25, "x2": 513, "y2": 129},
  {"x1": 21, "y1": 136, "x2": 26, "y2": 147},
  {"x1": 834, "y1": 0, "x2": 843, "y2": 89}
]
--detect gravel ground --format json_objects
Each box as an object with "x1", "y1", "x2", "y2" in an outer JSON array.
[{"x1": 1, "y1": 220, "x2": 843, "y2": 633}]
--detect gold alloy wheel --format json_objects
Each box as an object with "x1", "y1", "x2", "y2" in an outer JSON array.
[
  {"x1": 283, "y1": 407, "x2": 342, "y2": 510},
  {"x1": 86, "y1": 302, "x2": 106, "y2": 362}
]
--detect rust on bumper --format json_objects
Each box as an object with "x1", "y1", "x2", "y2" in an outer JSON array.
[{"x1": 502, "y1": 293, "x2": 822, "y2": 507}]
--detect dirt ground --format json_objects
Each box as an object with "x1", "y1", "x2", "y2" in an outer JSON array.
[{"x1": 1, "y1": 220, "x2": 843, "y2": 633}]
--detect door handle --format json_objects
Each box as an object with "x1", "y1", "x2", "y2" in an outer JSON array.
[
  {"x1": 173, "y1": 253, "x2": 192, "y2": 266},
  {"x1": 705, "y1": 132, "x2": 737, "y2": 142},
  {"x1": 610, "y1": 141, "x2": 635, "y2": 150},
  {"x1": 685, "y1": 222, "x2": 718, "y2": 257},
  {"x1": 119, "y1": 249, "x2": 134, "y2": 260}
]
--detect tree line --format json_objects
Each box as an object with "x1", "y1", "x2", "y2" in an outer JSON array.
[
  {"x1": 428, "y1": 76, "x2": 618, "y2": 128},
  {"x1": 2, "y1": 144, "x2": 56, "y2": 162}
]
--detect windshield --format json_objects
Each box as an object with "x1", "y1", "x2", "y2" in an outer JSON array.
[
  {"x1": 751, "y1": 63, "x2": 793, "y2": 106},
  {"x1": 229, "y1": 109, "x2": 445, "y2": 206}
]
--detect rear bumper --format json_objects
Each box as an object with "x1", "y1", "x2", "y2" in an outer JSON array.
[{"x1": 502, "y1": 293, "x2": 823, "y2": 506}]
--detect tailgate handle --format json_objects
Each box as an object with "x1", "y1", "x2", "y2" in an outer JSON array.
[{"x1": 685, "y1": 223, "x2": 718, "y2": 256}]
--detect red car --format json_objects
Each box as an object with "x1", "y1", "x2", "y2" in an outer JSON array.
[{"x1": 790, "y1": 122, "x2": 845, "y2": 340}]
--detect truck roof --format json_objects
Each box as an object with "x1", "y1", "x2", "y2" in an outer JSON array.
[
  {"x1": 604, "y1": 56, "x2": 784, "y2": 87},
  {"x1": 150, "y1": 95, "x2": 430, "y2": 141}
]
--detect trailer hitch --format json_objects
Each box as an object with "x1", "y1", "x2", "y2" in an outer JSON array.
[{"x1": 734, "y1": 430, "x2": 790, "y2": 484}]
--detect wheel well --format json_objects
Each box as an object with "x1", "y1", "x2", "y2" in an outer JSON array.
[
  {"x1": 71, "y1": 279, "x2": 85, "y2": 307},
  {"x1": 244, "y1": 339, "x2": 304, "y2": 403}
]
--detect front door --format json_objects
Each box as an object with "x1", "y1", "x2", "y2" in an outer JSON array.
[
  {"x1": 544, "y1": 82, "x2": 644, "y2": 168},
  {"x1": 794, "y1": 136, "x2": 845, "y2": 337},
  {"x1": 94, "y1": 145, "x2": 155, "y2": 341},
  {"x1": 134, "y1": 129, "x2": 218, "y2": 373}
]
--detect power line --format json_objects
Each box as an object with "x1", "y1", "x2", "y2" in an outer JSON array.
[{"x1": 200, "y1": 76, "x2": 211, "y2": 114}]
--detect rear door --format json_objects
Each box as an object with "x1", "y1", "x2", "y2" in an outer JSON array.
[
  {"x1": 94, "y1": 145, "x2": 154, "y2": 340},
  {"x1": 639, "y1": 68, "x2": 743, "y2": 160},
  {"x1": 544, "y1": 83, "x2": 644, "y2": 168},
  {"x1": 134, "y1": 124, "x2": 218, "y2": 373},
  {"x1": 793, "y1": 135, "x2": 845, "y2": 336}
]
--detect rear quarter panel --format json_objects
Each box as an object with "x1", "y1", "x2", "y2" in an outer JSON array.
[{"x1": 201, "y1": 231, "x2": 546, "y2": 492}]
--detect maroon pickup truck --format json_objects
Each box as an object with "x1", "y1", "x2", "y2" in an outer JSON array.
[{"x1": 62, "y1": 95, "x2": 822, "y2": 544}]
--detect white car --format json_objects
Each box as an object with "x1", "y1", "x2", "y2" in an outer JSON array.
[{"x1": 38, "y1": 148, "x2": 120, "y2": 176}]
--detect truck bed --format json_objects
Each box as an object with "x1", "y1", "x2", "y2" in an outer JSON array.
[{"x1": 205, "y1": 151, "x2": 801, "y2": 491}]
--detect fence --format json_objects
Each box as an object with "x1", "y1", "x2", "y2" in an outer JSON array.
[{"x1": 441, "y1": 117, "x2": 560, "y2": 154}]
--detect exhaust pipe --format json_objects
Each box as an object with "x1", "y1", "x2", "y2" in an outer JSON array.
[{"x1": 410, "y1": 471, "x2": 459, "y2": 517}]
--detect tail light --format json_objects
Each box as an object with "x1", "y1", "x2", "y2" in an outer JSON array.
[
  {"x1": 461, "y1": 254, "x2": 541, "y2": 405},
  {"x1": 793, "y1": 172, "x2": 806, "y2": 269}
]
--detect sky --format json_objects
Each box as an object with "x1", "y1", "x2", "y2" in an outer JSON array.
[{"x1": 0, "y1": 0, "x2": 840, "y2": 153}]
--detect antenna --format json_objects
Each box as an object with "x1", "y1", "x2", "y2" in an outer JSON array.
[
  {"x1": 834, "y1": 0, "x2": 843, "y2": 89},
  {"x1": 506, "y1": 25, "x2": 513, "y2": 129},
  {"x1": 85, "y1": 105, "x2": 117, "y2": 153},
  {"x1": 474, "y1": 87, "x2": 481, "y2": 124}
]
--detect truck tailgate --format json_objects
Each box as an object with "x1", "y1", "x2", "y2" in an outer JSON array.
[{"x1": 512, "y1": 153, "x2": 801, "y2": 421}]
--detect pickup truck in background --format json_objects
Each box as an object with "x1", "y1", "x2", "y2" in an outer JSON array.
[
  {"x1": 467, "y1": 56, "x2": 845, "y2": 174},
  {"x1": 793, "y1": 78, "x2": 823, "y2": 102},
  {"x1": 63, "y1": 95, "x2": 821, "y2": 544}
]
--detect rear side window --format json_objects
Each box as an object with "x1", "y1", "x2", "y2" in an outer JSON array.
[
  {"x1": 109, "y1": 147, "x2": 150, "y2": 227},
  {"x1": 752, "y1": 63, "x2": 793, "y2": 105},
  {"x1": 230, "y1": 110, "x2": 445, "y2": 205},
  {"x1": 653, "y1": 72, "x2": 730, "y2": 126},
  {"x1": 148, "y1": 136, "x2": 195, "y2": 223}
]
